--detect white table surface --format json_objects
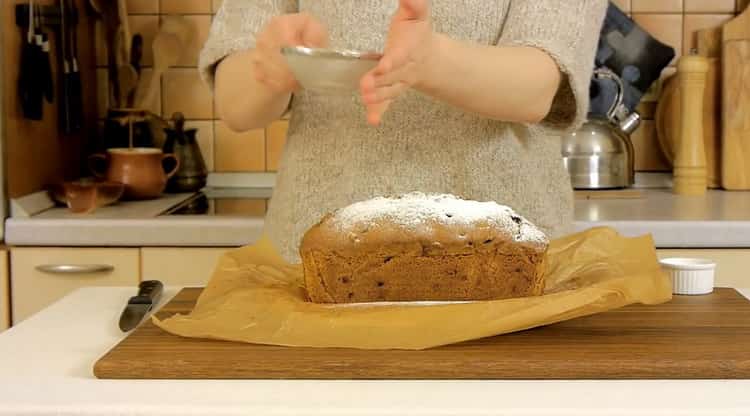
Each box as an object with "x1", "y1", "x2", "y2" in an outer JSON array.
[{"x1": 1, "y1": 287, "x2": 749, "y2": 416}]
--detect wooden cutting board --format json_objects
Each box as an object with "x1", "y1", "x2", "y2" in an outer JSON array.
[
  {"x1": 722, "y1": 7, "x2": 750, "y2": 190},
  {"x1": 94, "y1": 288, "x2": 750, "y2": 380},
  {"x1": 655, "y1": 28, "x2": 722, "y2": 188}
]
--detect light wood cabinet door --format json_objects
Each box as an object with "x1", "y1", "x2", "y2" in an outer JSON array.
[
  {"x1": 657, "y1": 249, "x2": 750, "y2": 288},
  {"x1": 141, "y1": 248, "x2": 230, "y2": 287},
  {"x1": 0, "y1": 250, "x2": 8, "y2": 331},
  {"x1": 11, "y1": 248, "x2": 140, "y2": 324}
]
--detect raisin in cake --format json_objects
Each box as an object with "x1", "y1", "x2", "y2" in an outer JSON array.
[{"x1": 300, "y1": 192, "x2": 549, "y2": 303}]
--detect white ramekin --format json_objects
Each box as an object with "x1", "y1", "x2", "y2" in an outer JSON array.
[{"x1": 659, "y1": 257, "x2": 716, "y2": 295}]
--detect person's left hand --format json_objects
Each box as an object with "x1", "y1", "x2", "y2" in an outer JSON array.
[{"x1": 360, "y1": 0, "x2": 434, "y2": 126}]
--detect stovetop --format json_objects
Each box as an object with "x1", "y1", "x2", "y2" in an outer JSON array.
[{"x1": 160, "y1": 188, "x2": 273, "y2": 217}]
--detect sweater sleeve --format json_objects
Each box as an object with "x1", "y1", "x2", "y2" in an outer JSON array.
[
  {"x1": 198, "y1": 0, "x2": 298, "y2": 88},
  {"x1": 498, "y1": 0, "x2": 607, "y2": 131}
]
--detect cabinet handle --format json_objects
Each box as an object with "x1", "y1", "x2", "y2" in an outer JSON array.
[{"x1": 36, "y1": 264, "x2": 115, "y2": 274}]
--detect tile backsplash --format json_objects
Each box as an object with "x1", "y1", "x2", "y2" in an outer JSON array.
[
  {"x1": 97, "y1": 0, "x2": 746, "y2": 175},
  {"x1": 617, "y1": 0, "x2": 745, "y2": 171},
  {"x1": 96, "y1": 0, "x2": 285, "y2": 174}
]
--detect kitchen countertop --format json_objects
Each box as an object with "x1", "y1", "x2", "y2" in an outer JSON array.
[
  {"x1": 0, "y1": 287, "x2": 749, "y2": 416},
  {"x1": 5, "y1": 187, "x2": 750, "y2": 248},
  {"x1": 574, "y1": 188, "x2": 750, "y2": 247}
]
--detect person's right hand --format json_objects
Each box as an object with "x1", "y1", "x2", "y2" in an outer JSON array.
[{"x1": 252, "y1": 13, "x2": 329, "y2": 93}]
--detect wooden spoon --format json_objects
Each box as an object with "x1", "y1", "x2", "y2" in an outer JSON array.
[
  {"x1": 117, "y1": 0, "x2": 131, "y2": 60},
  {"x1": 119, "y1": 64, "x2": 138, "y2": 108},
  {"x1": 160, "y1": 15, "x2": 193, "y2": 47},
  {"x1": 112, "y1": 27, "x2": 138, "y2": 108},
  {"x1": 92, "y1": 0, "x2": 123, "y2": 108},
  {"x1": 135, "y1": 32, "x2": 181, "y2": 110}
]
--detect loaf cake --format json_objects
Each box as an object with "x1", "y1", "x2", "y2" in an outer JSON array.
[{"x1": 300, "y1": 193, "x2": 549, "y2": 303}]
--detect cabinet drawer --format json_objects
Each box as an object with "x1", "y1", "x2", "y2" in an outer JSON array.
[
  {"x1": 11, "y1": 248, "x2": 139, "y2": 323},
  {"x1": 1, "y1": 250, "x2": 8, "y2": 331},
  {"x1": 657, "y1": 249, "x2": 750, "y2": 288},
  {"x1": 141, "y1": 248, "x2": 229, "y2": 287}
]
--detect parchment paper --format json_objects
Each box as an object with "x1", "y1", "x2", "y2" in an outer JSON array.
[{"x1": 154, "y1": 227, "x2": 672, "y2": 350}]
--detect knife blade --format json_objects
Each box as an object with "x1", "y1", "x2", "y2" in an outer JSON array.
[{"x1": 118, "y1": 280, "x2": 164, "y2": 332}]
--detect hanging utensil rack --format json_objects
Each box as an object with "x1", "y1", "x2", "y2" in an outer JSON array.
[
  {"x1": 15, "y1": 4, "x2": 78, "y2": 31},
  {"x1": 15, "y1": 3, "x2": 82, "y2": 133}
]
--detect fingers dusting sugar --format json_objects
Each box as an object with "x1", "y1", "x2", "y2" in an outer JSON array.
[{"x1": 331, "y1": 192, "x2": 548, "y2": 246}]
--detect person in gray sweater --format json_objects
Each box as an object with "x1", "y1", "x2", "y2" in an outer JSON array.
[{"x1": 200, "y1": 0, "x2": 608, "y2": 262}]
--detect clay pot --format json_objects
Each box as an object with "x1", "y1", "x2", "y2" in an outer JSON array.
[{"x1": 89, "y1": 148, "x2": 179, "y2": 200}]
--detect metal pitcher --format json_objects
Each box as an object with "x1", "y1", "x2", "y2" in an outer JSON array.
[
  {"x1": 561, "y1": 68, "x2": 639, "y2": 189},
  {"x1": 163, "y1": 112, "x2": 208, "y2": 193}
]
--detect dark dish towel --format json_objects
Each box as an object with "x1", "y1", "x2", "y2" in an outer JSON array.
[{"x1": 589, "y1": 2, "x2": 676, "y2": 117}]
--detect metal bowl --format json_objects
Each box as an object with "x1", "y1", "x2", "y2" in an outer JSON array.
[{"x1": 281, "y1": 46, "x2": 382, "y2": 93}]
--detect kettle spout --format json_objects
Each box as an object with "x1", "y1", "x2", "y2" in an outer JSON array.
[{"x1": 619, "y1": 112, "x2": 641, "y2": 135}]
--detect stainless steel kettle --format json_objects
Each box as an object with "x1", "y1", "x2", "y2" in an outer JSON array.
[{"x1": 561, "y1": 68, "x2": 640, "y2": 189}]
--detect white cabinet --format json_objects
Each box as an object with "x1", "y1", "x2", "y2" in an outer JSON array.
[
  {"x1": 10, "y1": 248, "x2": 139, "y2": 323},
  {"x1": 141, "y1": 247, "x2": 229, "y2": 287},
  {"x1": 0, "y1": 249, "x2": 8, "y2": 331},
  {"x1": 657, "y1": 249, "x2": 750, "y2": 288}
]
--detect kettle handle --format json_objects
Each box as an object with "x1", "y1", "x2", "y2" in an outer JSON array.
[
  {"x1": 593, "y1": 67, "x2": 626, "y2": 121},
  {"x1": 162, "y1": 154, "x2": 180, "y2": 179}
]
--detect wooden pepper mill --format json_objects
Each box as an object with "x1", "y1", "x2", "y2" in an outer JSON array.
[{"x1": 673, "y1": 53, "x2": 710, "y2": 196}]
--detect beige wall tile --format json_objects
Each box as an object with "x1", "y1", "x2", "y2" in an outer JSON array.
[
  {"x1": 632, "y1": 0, "x2": 683, "y2": 13},
  {"x1": 214, "y1": 122, "x2": 266, "y2": 172},
  {"x1": 162, "y1": 69, "x2": 214, "y2": 119},
  {"x1": 175, "y1": 15, "x2": 212, "y2": 67},
  {"x1": 683, "y1": 14, "x2": 734, "y2": 55},
  {"x1": 632, "y1": 120, "x2": 670, "y2": 171},
  {"x1": 633, "y1": 14, "x2": 683, "y2": 64},
  {"x1": 612, "y1": 0, "x2": 631, "y2": 12},
  {"x1": 127, "y1": 0, "x2": 159, "y2": 14},
  {"x1": 161, "y1": 0, "x2": 212, "y2": 14},
  {"x1": 215, "y1": 199, "x2": 267, "y2": 216},
  {"x1": 685, "y1": 0, "x2": 735, "y2": 13},
  {"x1": 184, "y1": 121, "x2": 215, "y2": 171},
  {"x1": 213, "y1": 0, "x2": 224, "y2": 13},
  {"x1": 739, "y1": 0, "x2": 750, "y2": 12},
  {"x1": 266, "y1": 120, "x2": 288, "y2": 171}
]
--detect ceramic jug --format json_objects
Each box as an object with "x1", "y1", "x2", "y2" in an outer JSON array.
[{"x1": 89, "y1": 148, "x2": 179, "y2": 200}]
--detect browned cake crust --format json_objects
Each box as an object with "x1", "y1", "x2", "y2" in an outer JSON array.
[{"x1": 300, "y1": 193, "x2": 549, "y2": 303}]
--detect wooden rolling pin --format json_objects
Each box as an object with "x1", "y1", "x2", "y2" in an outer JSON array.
[{"x1": 673, "y1": 54, "x2": 709, "y2": 196}]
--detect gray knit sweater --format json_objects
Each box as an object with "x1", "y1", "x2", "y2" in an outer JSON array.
[{"x1": 200, "y1": 0, "x2": 608, "y2": 262}]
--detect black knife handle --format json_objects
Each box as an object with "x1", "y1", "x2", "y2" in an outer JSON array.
[{"x1": 132, "y1": 280, "x2": 163, "y2": 304}]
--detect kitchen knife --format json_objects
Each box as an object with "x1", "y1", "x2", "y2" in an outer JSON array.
[{"x1": 118, "y1": 280, "x2": 163, "y2": 332}]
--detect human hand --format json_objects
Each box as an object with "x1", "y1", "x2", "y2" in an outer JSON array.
[
  {"x1": 253, "y1": 13, "x2": 329, "y2": 93},
  {"x1": 360, "y1": 0, "x2": 434, "y2": 125}
]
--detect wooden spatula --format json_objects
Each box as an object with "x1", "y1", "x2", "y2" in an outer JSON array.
[{"x1": 135, "y1": 32, "x2": 181, "y2": 110}]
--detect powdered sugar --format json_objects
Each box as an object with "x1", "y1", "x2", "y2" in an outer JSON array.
[{"x1": 331, "y1": 192, "x2": 548, "y2": 246}]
